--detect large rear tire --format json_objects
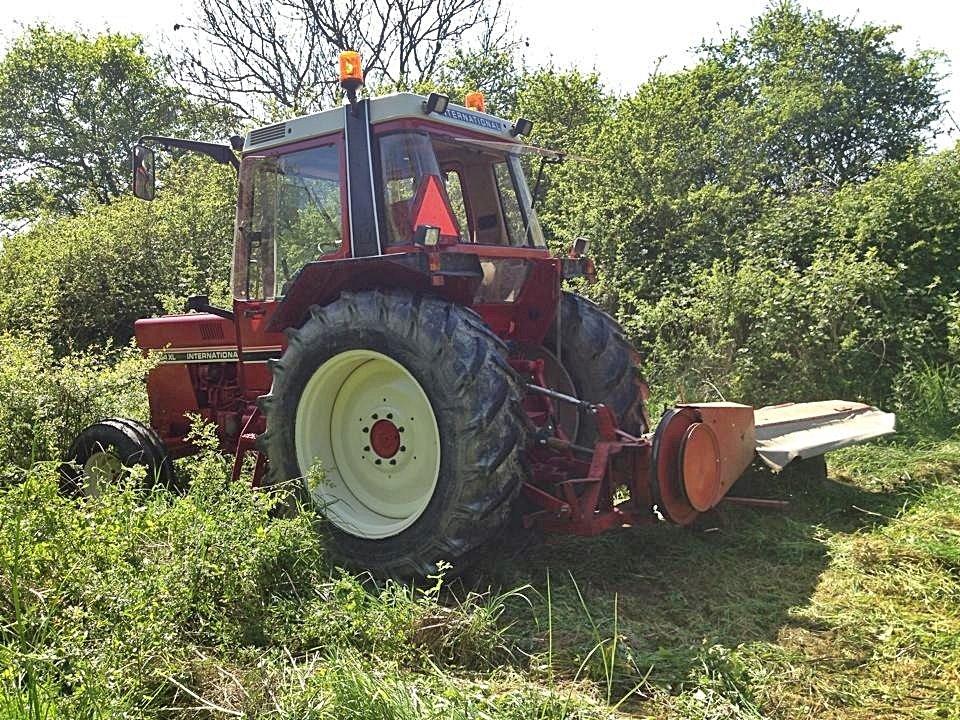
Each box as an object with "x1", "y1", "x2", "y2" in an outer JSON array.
[
  {"x1": 546, "y1": 291, "x2": 648, "y2": 445},
  {"x1": 60, "y1": 418, "x2": 178, "y2": 497},
  {"x1": 257, "y1": 289, "x2": 527, "y2": 578}
]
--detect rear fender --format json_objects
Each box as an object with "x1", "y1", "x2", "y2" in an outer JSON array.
[{"x1": 267, "y1": 251, "x2": 483, "y2": 332}]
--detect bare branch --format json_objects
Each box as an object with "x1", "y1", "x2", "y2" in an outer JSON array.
[{"x1": 168, "y1": 0, "x2": 516, "y2": 122}]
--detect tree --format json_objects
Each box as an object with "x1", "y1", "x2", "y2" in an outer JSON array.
[
  {"x1": 704, "y1": 1, "x2": 944, "y2": 188},
  {"x1": 531, "y1": 1, "x2": 945, "y2": 317},
  {"x1": 169, "y1": 0, "x2": 517, "y2": 121},
  {"x1": 510, "y1": 69, "x2": 614, "y2": 250},
  {"x1": 409, "y1": 47, "x2": 525, "y2": 119},
  {"x1": 0, "y1": 26, "x2": 232, "y2": 224},
  {"x1": 0, "y1": 157, "x2": 236, "y2": 354}
]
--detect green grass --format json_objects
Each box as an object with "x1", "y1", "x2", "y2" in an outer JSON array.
[{"x1": 2, "y1": 439, "x2": 959, "y2": 718}]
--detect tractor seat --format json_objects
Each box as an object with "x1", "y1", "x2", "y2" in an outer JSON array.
[{"x1": 390, "y1": 199, "x2": 412, "y2": 243}]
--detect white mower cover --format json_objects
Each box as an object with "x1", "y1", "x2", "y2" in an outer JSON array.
[{"x1": 754, "y1": 400, "x2": 896, "y2": 471}]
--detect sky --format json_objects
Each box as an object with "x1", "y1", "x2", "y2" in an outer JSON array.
[{"x1": 2, "y1": 0, "x2": 958, "y2": 143}]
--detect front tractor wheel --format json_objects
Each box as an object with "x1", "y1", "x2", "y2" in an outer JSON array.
[
  {"x1": 60, "y1": 418, "x2": 177, "y2": 497},
  {"x1": 258, "y1": 290, "x2": 527, "y2": 578}
]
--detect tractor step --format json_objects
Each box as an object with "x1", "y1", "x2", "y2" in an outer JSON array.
[{"x1": 754, "y1": 400, "x2": 896, "y2": 471}]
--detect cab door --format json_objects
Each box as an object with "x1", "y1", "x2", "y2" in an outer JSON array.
[{"x1": 232, "y1": 133, "x2": 349, "y2": 396}]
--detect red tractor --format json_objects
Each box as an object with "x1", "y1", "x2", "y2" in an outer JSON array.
[{"x1": 63, "y1": 55, "x2": 894, "y2": 577}]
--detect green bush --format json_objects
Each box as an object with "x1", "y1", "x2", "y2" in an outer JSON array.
[
  {"x1": 0, "y1": 449, "x2": 560, "y2": 717},
  {"x1": 0, "y1": 157, "x2": 235, "y2": 354},
  {"x1": 891, "y1": 362, "x2": 960, "y2": 439},
  {"x1": 0, "y1": 455, "x2": 323, "y2": 715},
  {"x1": 0, "y1": 333, "x2": 154, "y2": 472},
  {"x1": 624, "y1": 249, "x2": 901, "y2": 408}
]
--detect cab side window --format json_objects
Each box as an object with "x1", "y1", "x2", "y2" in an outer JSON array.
[
  {"x1": 242, "y1": 143, "x2": 344, "y2": 300},
  {"x1": 274, "y1": 145, "x2": 343, "y2": 287}
]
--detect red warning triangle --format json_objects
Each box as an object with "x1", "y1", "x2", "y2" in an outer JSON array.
[{"x1": 410, "y1": 174, "x2": 460, "y2": 239}]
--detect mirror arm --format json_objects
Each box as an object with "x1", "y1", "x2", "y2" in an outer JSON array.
[
  {"x1": 138, "y1": 135, "x2": 240, "y2": 171},
  {"x1": 185, "y1": 294, "x2": 235, "y2": 321}
]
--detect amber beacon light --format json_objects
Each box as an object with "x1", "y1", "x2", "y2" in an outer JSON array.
[
  {"x1": 464, "y1": 91, "x2": 486, "y2": 112},
  {"x1": 338, "y1": 50, "x2": 364, "y2": 103}
]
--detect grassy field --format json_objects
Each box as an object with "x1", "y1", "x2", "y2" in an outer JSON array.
[{"x1": 2, "y1": 438, "x2": 959, "y2": 719}]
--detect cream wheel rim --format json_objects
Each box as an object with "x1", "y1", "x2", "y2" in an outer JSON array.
[
  {"x1": 294, "y1": 349, "x2": 441, "y2": 539},
  {"x1": 81, "y1": 449, "x2": 124, "y2": 497}
]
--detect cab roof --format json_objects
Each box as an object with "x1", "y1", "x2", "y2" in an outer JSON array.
[{"x1": 243, "y1": 92, "x2": 517, "y2": 153}]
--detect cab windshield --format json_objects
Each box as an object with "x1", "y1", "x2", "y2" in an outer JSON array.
[{"x1": 378, "y1": 132, "x2": 546, "y2": 248}]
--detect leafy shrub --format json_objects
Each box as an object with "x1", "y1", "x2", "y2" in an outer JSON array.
[
  {"x1": 0, "y1": 333, "x2": 153, "y2": 472},
  {"x1": 0, "y1": 157, "x2": 235, "y2": 354},
  {"x1": 891, "y1": 363, "x2": 960, "y2": 439},
  {"x1": 624, "y1": 249, "x2": 902, "y2": 407},
  {"x1": 0, "y1": 456, "x2": 323, "y2": 715},
  {"x1": 0, "y1": 439, "x2": 536, "y2": 716}
]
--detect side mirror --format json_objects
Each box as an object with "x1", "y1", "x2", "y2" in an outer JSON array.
[{"x1": 131, "y1": 144, "x2": 156, "y2": 200}]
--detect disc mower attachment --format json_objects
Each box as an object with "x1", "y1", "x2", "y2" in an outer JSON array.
[
  {"x1": 651, "y1": 403, "x2": 756, "y2": 524},
  {"x1": 754, "y1": 400, "x2": 896, "y2": 471}
]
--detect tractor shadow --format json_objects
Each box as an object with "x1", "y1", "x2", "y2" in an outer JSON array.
[{"x1": 468, "y1": 456, "x2": 914, "y2": 694}]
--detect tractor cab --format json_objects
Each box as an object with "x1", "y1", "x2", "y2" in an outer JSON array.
[
  {"x1": 236, "y1": 121, "x2": 548, "y2": 302},
  {"x1": 228, "y1": 90, "x2": 563, "y2": 344}
]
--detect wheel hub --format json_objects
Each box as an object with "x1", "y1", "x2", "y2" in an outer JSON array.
[
  {"x1": 369, "y1": 418, "x2": 401, "y2": 458},
  {"x1": 81, "y1": 449, "x2": 123, "y2": 497}
]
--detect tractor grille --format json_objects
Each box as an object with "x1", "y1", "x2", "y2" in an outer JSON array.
[
  {"x1": 249, "y1": 122, "x2": 288, "y2": 146},
  {"x1": 199, "y1": 322, "x2": 225, "y2": 341}
]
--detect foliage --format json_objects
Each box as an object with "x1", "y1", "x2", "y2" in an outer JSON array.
[
  {"x1": 829, "y1": 147, "x2": 960, "y2": 363},
  {"x1": 0, "y1": 333, "x2": 153, "y2": 473},
  {"x1": 891, "y1": 363, "x2": 960, "y2": 440},
  {"x1": 0, "y1": 26, "x2": 231, "y2": 224},
  {"x1": 703, "y1": 1, "x2": 945, "y2": 189},
  {"x1": 409, "y1": 47, "x2": 527, "y2": 119},
  {"x1": 529, "y1": 2, "x2": 944, "y2": 299},
  {"x1": 625, "y1": 249, "x2": 901, "y2": 407},
  {"x1": 513, "y1": 68, "x2": 614, "y2": 251},
  {"x1": 0, "y1": 157, "x2": 235, "y2": 353},
  {"x1": 0, "y1": 455, "x2": 607, "y2": 718}
]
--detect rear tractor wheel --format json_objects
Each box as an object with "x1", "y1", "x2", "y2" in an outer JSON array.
[
  {"x1": 258, "y1": 290, "x2": 527, "y2": 578},
  {"x1": 544, "y1": 291, "x2": 648, "y2": 444},
  {"x1": 60, "y1": 418, "x2": 177, "y2": 497}
]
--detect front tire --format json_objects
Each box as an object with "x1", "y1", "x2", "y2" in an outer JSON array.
[
  {"x1": 60, "y1": 418, "x2": 177, "y2": 497},
  {"x1": 258, "y1": 290, "x2": 527, "y2": 578}
]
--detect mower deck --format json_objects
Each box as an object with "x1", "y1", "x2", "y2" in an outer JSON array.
[
  {"x1": 520, "y1": 386, "x2": 896, "y2": 535},
  {"x1": 755, "y1": 401, "x2": 896, "y2": 471}
]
